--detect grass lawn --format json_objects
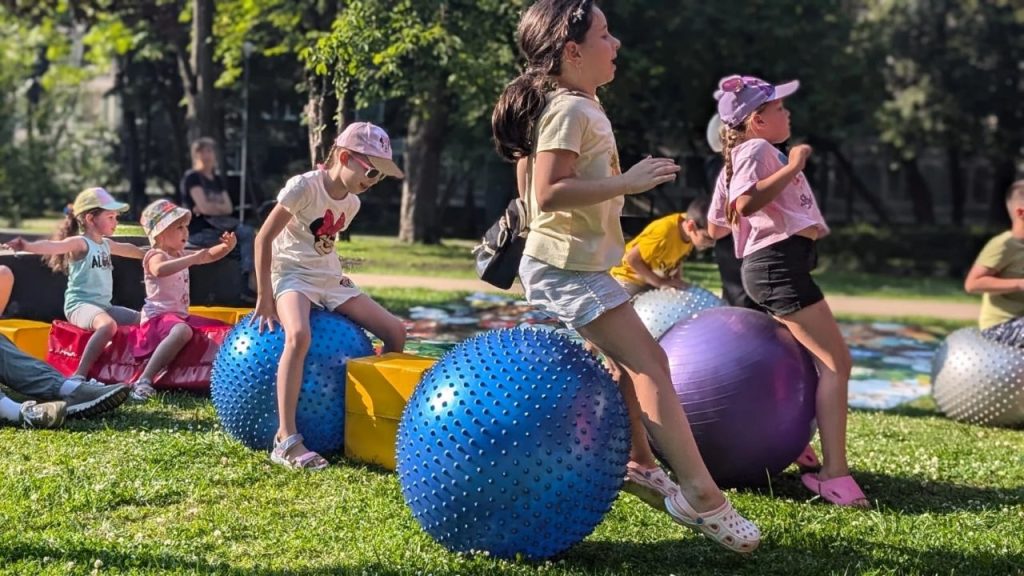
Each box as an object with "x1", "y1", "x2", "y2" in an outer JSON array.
[
  {"x1": 1, "y1": 284, "x2": 1021, "y2": 575},
  {"x1": 1, "y1": 387, "x2": 1022, "y2": 575}
]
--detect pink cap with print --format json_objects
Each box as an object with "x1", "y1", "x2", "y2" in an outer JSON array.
[{"x1": 334, "y1": 122, "x2": 404, "y2": 179}]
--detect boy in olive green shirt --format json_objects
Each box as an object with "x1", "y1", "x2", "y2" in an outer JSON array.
[{"x1": 965, "y1": 180, "x2": 1024, "y2": 346}]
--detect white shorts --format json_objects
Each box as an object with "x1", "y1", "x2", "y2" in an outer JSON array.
[{"x1": 272, "y1": 272, "x2": 362, "y2": 311}]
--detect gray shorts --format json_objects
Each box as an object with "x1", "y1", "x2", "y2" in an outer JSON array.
[
  {"x1": 519, "y1": 255, "x2": 630, "y2": 329},
  {"x1": 66, "y1": 304, "x2": 141, "y2": 330}
]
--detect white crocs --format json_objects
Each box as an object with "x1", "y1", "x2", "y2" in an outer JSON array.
[{"x1": 665, "y1": 492, "x2": 761, "y2": 554}]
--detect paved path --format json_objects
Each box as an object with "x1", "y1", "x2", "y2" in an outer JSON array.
[{"x1": 348, "y1": 273, "x2": 980, "y2": 322}]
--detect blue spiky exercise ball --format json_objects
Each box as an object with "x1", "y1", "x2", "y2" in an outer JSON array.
[
  {"x1": 211, "y1": 310, "x2": 373, "y2": 454},
  {"x1": 396, "y1": 328, "x2": 631, "y2": 560}
]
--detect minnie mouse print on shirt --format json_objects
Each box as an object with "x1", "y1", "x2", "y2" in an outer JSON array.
[{"x1": 271, "y1": 170, "x2": 361, "y2": 277}]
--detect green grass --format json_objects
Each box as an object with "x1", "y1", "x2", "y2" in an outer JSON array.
[{"x1": 1, "y1": 395, "x2": 1022, "y2": 575}]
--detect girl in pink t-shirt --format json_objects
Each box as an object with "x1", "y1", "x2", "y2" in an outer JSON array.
[
  {"x1": 708, "y1": 75, "x2": 865, "y2": 508},
  {"x1": 130, "y1": 200, "x2": 235, "y2": 400}
]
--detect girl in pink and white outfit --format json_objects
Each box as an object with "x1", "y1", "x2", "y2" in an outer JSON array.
[
  {"x1": 131, "y1": 200, "x2": 236, "y2": 400},
  {"x1": 707, "y1": 75, "x2": 866, "y2": 508},
  {"x1": 252, "y1": 122, "x2": 406, "y2": 471}
]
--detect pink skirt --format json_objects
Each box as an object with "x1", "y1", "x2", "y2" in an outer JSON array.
[{"x1": 133, "y1": 314, "x2": 228, "y2": 358}]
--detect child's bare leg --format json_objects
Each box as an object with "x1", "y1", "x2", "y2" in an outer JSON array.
[
  {"x1": 75, "y1": 313, "x2": 118, "y2": 379},
  {"x1": 776, "y1": 299, "x2": 853, "y2": 481},
  {"x1": 0, "y1": 265, "x2": 13, "y2": 314},
  {"x1": 274, "y1": 292, "x2": 313, "y2": 453},
  {"x1": 334, "y1": 294, "x2": 406, "y2": 353},
  {"x1": 578, "y1": 303, "x2": 723, "y2": 513},
  {"x1": 139, "y1": 323, "x2": 193, "y2": 382}
]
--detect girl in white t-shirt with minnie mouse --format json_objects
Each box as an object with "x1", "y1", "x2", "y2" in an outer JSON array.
[{"x1": 252, "y1": 122, "x2": 406, "y2": 471}]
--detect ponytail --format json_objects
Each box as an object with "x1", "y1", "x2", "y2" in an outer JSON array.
[
  {"x1": 492, "y1": 69, "x2": 550, "y2": 162},
  {"x1": 720, "y1": 126, "x2": 744, "y2": 226},
  {"x1": 47, "y1": 211, "x2": 83, "y2": 274}
]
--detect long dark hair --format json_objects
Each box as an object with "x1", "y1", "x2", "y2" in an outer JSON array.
[
  {"x1": 491, "y1": 0, "x2": 595, "y2": 162},
  {"x1": 47, "y1": 208, "x2": 102, "y2": 274}
]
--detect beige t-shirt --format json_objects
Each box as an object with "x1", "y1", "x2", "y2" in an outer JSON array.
[
  {"x1": 974, "y1": 230, "x2": 1024, "y2": 329},
  {"x1": 523, "y1": 90, "x2": 624, "y2": 271}
]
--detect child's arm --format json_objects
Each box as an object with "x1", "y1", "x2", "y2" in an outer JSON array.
[
  {"x1": 964, "y1": 265, "x2": 1024, "y2": 295},
  {"x1": 150, "y1": 233, "x2": 236, "y2": 277},
  {"x1": 534, "y1": 151, "x2": 679, "y2": 211},
  {"x1": 707, "y1": 222, "x2": 731, "y2": 240},
  {"x1": 251, "y1": 204, "x2": 292, "y2": 331},
  {"x1": 3, "y1": 236, "x2": 87, "y2": 256},
  {"x1": 624, "y1": 248, "x2": 685, "y2": 289},
  {"x1": 735, "y1": 144, "x2": 812, "y2": 217},
  {"x1": 109, "y1": 240, "x2": 148, "y2": 259}
]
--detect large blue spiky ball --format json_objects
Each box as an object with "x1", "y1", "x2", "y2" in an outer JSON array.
[
  {"x1": 211, "y1": 310, "x2": 373, "y2": 454},
  {"x1": 396, "y1": 328, "x2": 630, "y2": 560}
]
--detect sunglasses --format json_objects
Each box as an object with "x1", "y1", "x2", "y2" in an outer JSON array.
[
  {"x1": 719, "y1": 75, "x2": 775, "y2": 99},
  {"x1": 348, "y1": 153, "x2": 382, "y2": 181}
]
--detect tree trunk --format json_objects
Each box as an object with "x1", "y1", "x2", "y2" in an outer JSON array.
[
  {"x1": 399, "y1": 82, "x2": 450, "y2": 244},
  {"x1": 902, "y1": 158, "x2": 934, "y2": 225},
  {"x1": 304, "y1": 73, "x2": 343, "y2": 168},
  {"x1": 116, "y1": 57, "x2": 147, "y2": 217},
  {"x1": 988, "y1": 156, "x2": 1018, "y2": 227},
  {"x1": 186, "y1": 0, "x2": 219, "y2": 143},
  {"x1": 948, "y1": 146, "x2": 965, "y2": 226}
]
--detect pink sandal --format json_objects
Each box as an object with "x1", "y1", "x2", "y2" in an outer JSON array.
[
  {"x1": 664, "y1": 492, "x2": 760, "y2": 554},
  {"x1": 624, "y1": 463, "x2": 679, "y2": 498},
  {"x1": 270, "y1": 433, "x2": 329, "y2": 471},
  {"x1": 801, "y1": 473, "x2": 870, "y2": 508},
  {"x1": 795, "y1": 444, "x2": 822, "y2": 473}
]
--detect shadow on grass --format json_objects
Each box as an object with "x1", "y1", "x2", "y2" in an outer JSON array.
[
  {"x1": 764, "y1": 470, "x2": 1023, "y2": 514},
  {"x1": 566, "y1": 534, "x2": 1024, "y2": 576}
]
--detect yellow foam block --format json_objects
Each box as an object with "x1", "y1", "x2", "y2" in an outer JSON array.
[
  {"x1": 345, "y1": 352, "x2": 436, "y2": 470},
  {"x1": 188, "y1": 306, "x2": 253, "y2": 325},
  {"x1": 0, "y1": 319, "x2": 52, "y2": 360}
]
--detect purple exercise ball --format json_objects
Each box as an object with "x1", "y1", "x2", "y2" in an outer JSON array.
[{"x1": 660, "y1": 307, "x2": 818, "y2": 487}]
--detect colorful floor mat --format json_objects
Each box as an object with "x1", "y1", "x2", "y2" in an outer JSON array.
[{"x1": 397, "y1": 293, "x2": 947, "y2": 411}]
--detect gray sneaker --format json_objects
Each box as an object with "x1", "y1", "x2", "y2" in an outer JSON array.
[
  {"x1": 64, "y1": 379, "x2": 130, "y2": 419},
  {"x1": 20, "y1": 400, "x2": 67, "y2": 429}
]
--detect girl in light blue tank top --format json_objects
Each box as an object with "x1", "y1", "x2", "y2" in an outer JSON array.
[{"x1": 8, "y1": 187, "x2": 146, "y2": 383}]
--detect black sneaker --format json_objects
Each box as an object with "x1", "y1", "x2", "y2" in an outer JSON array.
[
  {"x1": 21, "y1": 400, "x2": 67, "y2": 429},
  {"x1": 64, "y1": 379, "x2": 130, "y2": 419}
]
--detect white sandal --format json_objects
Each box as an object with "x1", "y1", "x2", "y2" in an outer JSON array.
[
  {"x1": 665, "y1": 492, "x2": 761, "y2": 554},
  {"x1": 270, "y1": 433, "x2": 329, "y2": 471}
]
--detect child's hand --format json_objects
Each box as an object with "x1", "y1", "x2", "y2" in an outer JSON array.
[
  {"x1": 787, "y1": 144, "x2": 813, "y2": 171},
  {"x1": 625, "y1": 156, "x2": 680, "y2": 195},
  {"x1": 2, "y1": 237, "x2": 25, "y2": 252},
  {"x1": 250, "y1": 297, "x2": 278, "y2": 334},
  {"x1": 219, "y1": 231, "x2": 237, "y2": 252},
  {"x1": 662, "y1": 277, "x2": 690, "y2": 290}
]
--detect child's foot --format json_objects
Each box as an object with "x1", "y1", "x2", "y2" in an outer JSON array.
[
  {"x1": 270, "y1": 433, "x2": 328, "y2": 471},
  {"x1": 622, "y1": 462, "x2": 678, "y2": 512},
  {"x1": 665, "y1": 490, "x2": 761, "y2": 554},
  {"x1": 20, "y1": 400, "x2": 67, "y2": 429},
  {"x1": 130, "y1": 378, "x2": 157, "y2": 401},
  {"x1": 63, "y1": 379, "x2": 130, "y2": 418},
  {"x1": 802, "y1": 472, "x2": 871, "y2": 508}
]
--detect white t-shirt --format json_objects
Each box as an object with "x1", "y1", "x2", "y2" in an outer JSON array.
[{"x1": 271, "y1": 170, "x2": 361, "y2": 282}]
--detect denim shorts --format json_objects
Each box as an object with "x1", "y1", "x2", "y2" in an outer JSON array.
[
  {"x1": 519, "y1": 255, "x2": 630, "y2": 329},
  {"x1": 740, "y1": 236, "x2": 824, "y2": 317}
]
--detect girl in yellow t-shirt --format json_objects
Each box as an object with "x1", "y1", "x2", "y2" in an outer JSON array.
[{"x1": 490, "y1": 0, "x2": 758, "y2": 554}]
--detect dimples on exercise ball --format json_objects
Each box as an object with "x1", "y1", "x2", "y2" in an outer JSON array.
[
  {"x1": 632, "y1": 285, "x2": 724, "y2": 340},
  {"x1": 931, "y1": 328, "x2": 1024, "y2": 428},
  {"x1": 661, "y1": 307, "x2": 818, "y2": 487},
  {"x1": 211, "y1": 310, "x2": 373, "y2": 454},
  {"x1": 396, "y1": 328, "x2": 630, "y2": 560}
]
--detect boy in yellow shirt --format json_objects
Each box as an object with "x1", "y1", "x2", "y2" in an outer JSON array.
[
  {"x1": 965, "y1": 180, "x2": 1024, "y2": 346},
  {"x1": 610, "y1": 197, "x2": 715, "y2": 297}
]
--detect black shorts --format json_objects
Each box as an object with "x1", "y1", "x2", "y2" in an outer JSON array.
[
  {"x1": 740, "y1": 236, "x2": 824, "y2": 317},
  {"x1": 714, "y1": 235, "x2": 768, "y2": 313}
]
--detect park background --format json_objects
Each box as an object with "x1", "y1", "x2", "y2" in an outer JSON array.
[{"x1": 0, "y1": 1, "x2": 1023, "y2": 575}]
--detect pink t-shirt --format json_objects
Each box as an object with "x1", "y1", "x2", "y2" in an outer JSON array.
[
  {"x1": 709, "y1": 138, "x2": 829, "y2": 258},
  {"x1": 141, "y1": 249, "x2": 190, "y2": 323}
]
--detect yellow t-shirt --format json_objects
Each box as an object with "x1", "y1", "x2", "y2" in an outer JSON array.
[
  {"x1": 974, "y1": 230, "x2": 1024, "y2": 329},
  {"x1": 523, "y1": 90, "x2": 624, "y2": 271},
  {"x1": 610, "y1": 213, "x2": 693, "y2": 286}
]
